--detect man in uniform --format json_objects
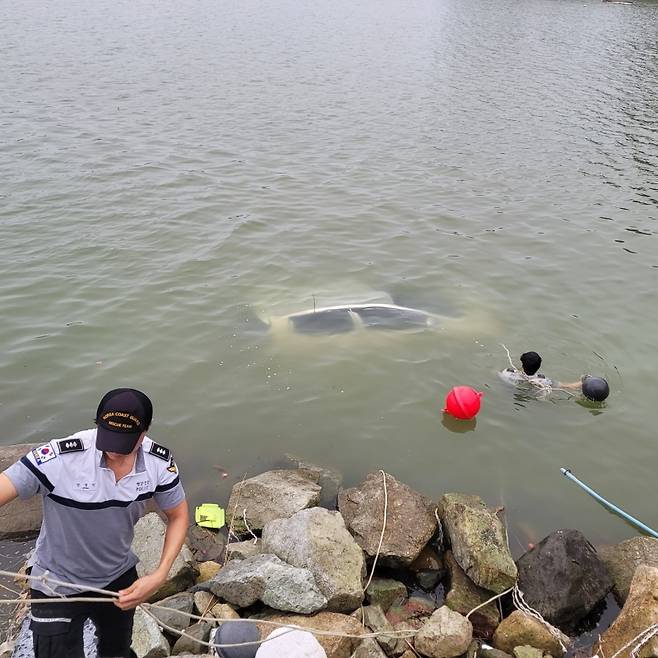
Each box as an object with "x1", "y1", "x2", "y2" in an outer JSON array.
[{"x1": 0, "y1": 388, "x2": 189, "y2": 658}]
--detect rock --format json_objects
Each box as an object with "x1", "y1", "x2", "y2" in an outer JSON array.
[
  {"x1": 386, "y1": 595, "x2": 437, "y2": 630},
  {"x1": 492, "y1": 611, "x2": 570, "y2": 657},
  {"x1": 285, "y1": 455, "x2": 343, "y2": 508},
  {"x1": 409, "y1": 546, "x2": 443, "y2": 572},
  {"x1": 480, "y1": 648, "x2": 513, "y2": 658},
  {"x1": 196, "y1": 561, "x2": 221, "y2": 584},
  {"x1": 149, "y1": 592, "x2": 195, "y2": 633},
  {"x1": 171, "y1": 621, "x2": 211, "y2": 655},
  {"x1": 595, "y1": 564, "x2": 658, "y2": 658},
  {"x1": 132, "y1": 607, "x2": 171, "y2": 657},
  {"x1": 226, "y1": 539, "x2": 263, "y2": 562},
  {"x1": 597, "y1": 537, "x2": 658, "y2": 604},
  {"x1": 516, "y1": 529, "x2": 613, "y2": 631},
  {"x1": 416, "y1": 570, "x2": 441, "y2": 591},
  {"x1": 0, "y1": 442, "x2": 43, "y2": 538},
  {"x1": 186, "y1": 525, "x2": 226, "y2": 563},
  {"x1": 207, "y1": 553, "x2": 327, "y2": 613},
  {"x1": 366, "y1": 578, "x2": 408, "y2": 612},
  {"x1": 338, "y1": 472, "x2": 438, "y2": 567},
  {"x1": 262, "y1": 507, "x2": 366, "y2": 612},
  {"x1": 193, "y1": 591, "x2": 215, "y2": 617},
  {"x1": 257, "y1": 611, "x2": 364, "y2": 658},
  {"x1": 399, "y1": 652, "x2": 417, "y2": 658},
  {"x1": 361, "y1": 605, "x2": 404, "y2": 656},
  {"x1": 133, "y1": 513, "x2": 199, "y2": 601},
  {"x1": 411, "y1": 547, "x2": 444, "y2": 591},
  {"x1": 444, "y1": 551, "x2": 500, "y2": 639},
  {"x1": 209, "y1": 602, "x2": 240, "y2": 622},
  {"x1": 226, "y1": 469, "x2": 321, "y2": 533},
  {"x1": 466, "y1": 639, "x2": 479, "y2": 658},
  {"x1": 513, "y1": 647, "x2": 543, "y2": 658},
  {"x1": 353, "y1": 638, "x2": 389, "y2": 657},
  {"x1": 437, "y1": 494, "x2": 516, "y2": 594},
  {"x1": 415, "y1": 606, "x2": 473, "y2": 658}
]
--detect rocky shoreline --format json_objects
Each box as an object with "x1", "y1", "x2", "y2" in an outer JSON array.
[{"x1": 1, "y1": 448, "x2": 658, "y2": 658}]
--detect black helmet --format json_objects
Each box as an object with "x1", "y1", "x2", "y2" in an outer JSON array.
[{"x1": 582, "y1": 376, "x2": 609, "y2": 402}]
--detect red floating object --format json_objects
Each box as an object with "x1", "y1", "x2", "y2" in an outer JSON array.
[{"x1": 444, "y1": 386, "x2": 483, "y2": 420}]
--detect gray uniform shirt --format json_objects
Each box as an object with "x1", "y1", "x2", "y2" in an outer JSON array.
[{"x1": 3, "y1": 429, "x2": 185, "y2": 595}]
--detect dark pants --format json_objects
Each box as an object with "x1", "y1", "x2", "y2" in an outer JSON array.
[{"x1": 29, "y1": 567, "x2": 138, "y2": 658}]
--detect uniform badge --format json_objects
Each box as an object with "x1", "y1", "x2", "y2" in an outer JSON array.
[
  {"x1": 167, "y1": 457, "x2": 178, "y2": 474},
  {"x1": 32, "y1": 443, "x2": 57, "y2": 465},
  {"x1": 58, "y1": 438, "x2": 84, "y2": 454},
  {"x1": 148, "y1": 442, "x2": 170, "y2": 461}
]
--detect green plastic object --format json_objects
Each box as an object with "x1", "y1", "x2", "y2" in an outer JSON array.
[{"x1": 195, "y1": 503, "x2": 225, "y2": 529}]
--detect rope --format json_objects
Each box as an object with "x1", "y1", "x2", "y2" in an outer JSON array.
[
  {"x1": 243, "y1": 508, "x2": 259, "y2": 543},
  {"x1": 363, "y1": 469, "x2": 388, "y2": 593},
  {"x1": 466, "y1": 586, "x2": 514, "y2": 620},
  {"x1": 512, "y1": 584, "x2": 568, "y2": 655},
  {"x1": 605, "y1": 623, "x2": 658, "y2": 658},
  {"x1": 499, "y1": 344, "x2": 574, "y2": 399},
  {"x1": 223, "y1": 472, "x2": 248, "y2": 565},
  {"x1": 0, "y1": 568, "x2": 417, "y2": 651}
]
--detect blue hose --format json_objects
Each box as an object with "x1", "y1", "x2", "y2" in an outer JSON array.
[{"x1": 561, "y1": 468, "x2": 658, "y2": 539}]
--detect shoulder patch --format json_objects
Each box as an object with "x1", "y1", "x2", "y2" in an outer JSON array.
[
  {"x1": 148, "y1": 442, "x2": 170, "y2": 461},
  {"x1": 167, "y1": 456, "x2": 178, "y2": 474},
  {"x1": 57, "y1": 438, "x2": 85, "y2": 454},
  {"x1": 32, "y1": 443, "x2": 57, "y2": 465}
]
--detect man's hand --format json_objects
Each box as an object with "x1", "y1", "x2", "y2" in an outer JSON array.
[{"x1": 114, "y1": 572, "x2": 166, "y2": 610}]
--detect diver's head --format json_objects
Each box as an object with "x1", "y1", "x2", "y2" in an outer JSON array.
[
  {"x1": 520, "y1": 352, "x2": 542, "y2": 376},
  {"x1": 581, "y1": 376, "x2": 610, "y2": 402}
]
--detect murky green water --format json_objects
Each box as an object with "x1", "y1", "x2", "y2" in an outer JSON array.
[{"x1": 1, "y1": 0, "x2": 657, "y2": 563}]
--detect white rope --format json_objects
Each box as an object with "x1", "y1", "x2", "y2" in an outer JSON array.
[
  {"x1": 363, "y1": 470, "x2": 388, "y2": 593},
  {"x1": 466, "y1": 585, "x2": 514, "y2": 620},
  {"x1": 499, "y1": 344, "x2": 573, "y2": 398},
  {"x1": 0, "y1": 568, "x2": 417, "y2": 649},
  {"x1": 605, "y1": 622, "x2": 658, "y2": 658},
  {"x1": 243, "y1": 508, "x2": 259, "y2": 543},
  {"x1": 512, "y1": 584, "x2": 568, "y2": 655}
]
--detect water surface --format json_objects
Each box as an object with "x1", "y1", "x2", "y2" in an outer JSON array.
[{"x1": 1, "y1": 0, "x2": 658, "y2": 573}]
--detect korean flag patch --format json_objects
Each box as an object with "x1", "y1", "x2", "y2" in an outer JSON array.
[{"x1": 32, "y1": 443, "x2": 57, "y2": 465}]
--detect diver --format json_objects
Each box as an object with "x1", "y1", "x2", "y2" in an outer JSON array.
[{"x1": 499, "y1": 351, "x2": 610, "y2": 401}]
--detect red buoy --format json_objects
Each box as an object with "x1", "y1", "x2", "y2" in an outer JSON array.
[{"x1": 444, "y1": 386, "x2": 483, "y2": 420}]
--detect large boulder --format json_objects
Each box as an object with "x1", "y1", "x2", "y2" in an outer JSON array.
[
  {"x1": 437, "y1": 494, "x2": 516, "y2": 594},
  {"x1": 226, "y1": 469, "x2": 321, "y2": 533},
  {"x1": 0, "y1": 442, "x2": 42, "y2": 538},
  {"x1": 132, "y1": 513, "x2": 199, "y2": 601},
  {"x1": 595, "y1": 564, "x2": 658, "y2": 658},
  {"x1": 257, "y1": 611, "x2": 365, "y2": 658},
  {"x1": 516, "y1": 529, "x2": 613, "y2": 631},
  {"x1": 415, "y1": 606, "x2": 473, "y2": 658},
  {"x1": 285, "y1": 455, "x2": 343, "y2": 508},
  {"x1": 443, "y1": 551, "x2": 500, "y2": 639},
  {"x1": 597, "y1": 537, "x2": 658, "y2": 604},
  {"x1": 338, "y1": 472, "x2": 438, "y2": 567},
  {"x1": 205, "y1": 553, "x2": 327, "y2": 613},
  {"x1": 132, "y1": 607, "x2": 171, "y2": 657},
  {"x1": 492, "y1": 611, "x2": 570, "y2": 657},
  {"x1": 262, "y1": 507, "x2": 365, "y2": 612}
]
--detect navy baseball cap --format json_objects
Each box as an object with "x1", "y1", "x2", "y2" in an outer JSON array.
[{"x1": 95, "y1": 388, "x2": 153, "y2": 454}]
